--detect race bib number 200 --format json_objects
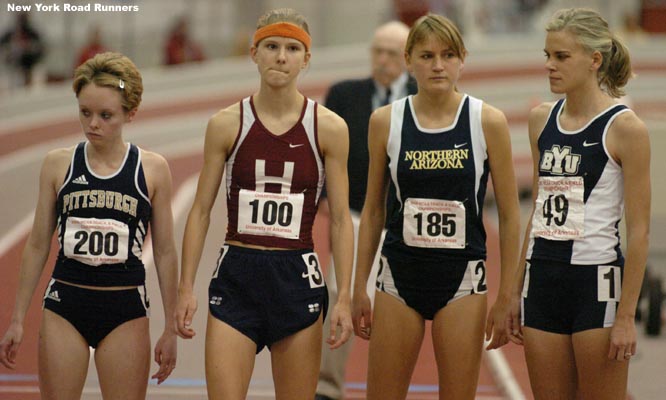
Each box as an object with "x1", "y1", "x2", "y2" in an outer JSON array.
[
  {"x1": 237, "y1": 189, "x2": 304, "y2": 239},
  {"x1": 64, "y1": 217, "x2": 129, "y2": 266},
  {"x1": 532, "y1": 176, "x2": 585, "y2": 240}
]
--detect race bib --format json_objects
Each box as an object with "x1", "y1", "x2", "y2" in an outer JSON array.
[
  {"x1": 64, "y1": 217, "x2": 129, "y2": 266},
  {"x1": 237, "y1": 189, "x2": 304, "y2": 239},
  {"x1": 532, "y1": 177, "x2": 585, "y2": 240},
  {"x1": 402, "y1": 198, "x2": 465, "y2": 248}
]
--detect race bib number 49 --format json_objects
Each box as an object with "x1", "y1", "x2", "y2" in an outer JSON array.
[
  {"x1": 403, "y1": 198, "x2": 465, "y2": 248},
  {"x1": 238, "y1": 189, "x2": 304, "y2": 239},
  {"x1": 64, "y1": 217, "x2": 129, "y2": 266},
  {"x1": 532, "y1": 176, "x2": 584, "y2": 240}
]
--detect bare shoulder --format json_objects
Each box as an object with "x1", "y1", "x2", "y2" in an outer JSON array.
[
  {"x1": 205, "y1": 102, "x2": 242, "y2": 151},
  {"x1": 369, "y1": 104, "x2": 392, "y2": 131},
  {"x1": 317, "y1": 104, "x2": 348, "y2": 136},
  {"x1": 611, "y1": 109, "x2": 648, "y2": 141},
  {"x1": 317, "y1": 104, "x2": 349, "y2": 155},
  {"x1": 528, "y1": 102, "x2": 555, "y2": 125},
  {"x1": 481, "y1": 102, "x2": 508, "y2": 130},
  {"x1": 139, "y1": 148, "x2": 170, "y2": 174}
]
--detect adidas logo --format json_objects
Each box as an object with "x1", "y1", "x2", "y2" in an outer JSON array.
[
  {"x1": 308, "y1": 303, "x2": 320, "y2": 313},
  {"x1": 47, "y1": 290, "x2": 61, "y2": 302},
  {"x1": 209, "y1": 296, "x2": 222, "y2": 306},
  {"x1": 72, "y1": 175, "x2": 89, "y2": 185}
]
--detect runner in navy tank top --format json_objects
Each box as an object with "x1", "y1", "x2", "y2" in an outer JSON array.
[
  {"x1": 352, "y1": 15, "x2": 520, "y2": 399},
  {"x1": 511, "y1": 8, "x2": 651, "y2": 400},
  {"x1": 0, "y1": 53, "x2": 178, "y2": 398},
  {"x1": 175, "y1": 9, "x2": 354, "y2": 400}
]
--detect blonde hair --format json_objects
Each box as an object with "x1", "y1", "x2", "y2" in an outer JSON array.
[
  {"x1": 256, "y1": 8, "x2": 310, "y2": 34},
  {"x1": 405, "y1": 14, "x2": 467, "y2": 60},
  {"x1": 547, "y1": 8, "x2": 633, "y2": 98},
  {"x1": 72, "y1": 52, "x2": 143, "y2": 111}
]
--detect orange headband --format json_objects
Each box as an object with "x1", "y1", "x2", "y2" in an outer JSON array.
[{"x1": 253, "y1": 22, "x2": 311, "y2": 50}]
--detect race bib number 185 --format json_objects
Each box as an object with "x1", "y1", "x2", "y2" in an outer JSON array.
[{"x1": 403, "y1": 198, "x2": 466, "y2": 248}]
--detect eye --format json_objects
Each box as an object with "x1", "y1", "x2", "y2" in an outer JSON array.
[
  {"x1": 80, "y1": 109, "x2": 90, "y2": 117},
  {"x1": 445, "y1": 52, "x2": 456, "y2": 59},
  {"x1": 101, "y1": 112, "x2": 111, "y2": 119},
  {"x1": 288, "y1": 45, "x2": 301, "y2": 52},
  {"x1": 420, "y1": 53, "x2": 432, "y2": 59},
  {"x1": 266, "y1": 43, "x2": 277, "y2": 50}
]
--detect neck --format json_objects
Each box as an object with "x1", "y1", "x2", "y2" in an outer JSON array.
[
  {"x1": 87, "y1": 137, "x2": 127, "y2": 161},
  {"x1": 254, "y1": 85, "x2": 303, "y2": 115},
  {"x1": 412, "y1": 89, "x2": 461, "y2": 116},
  {"x1": 563, "y1": 81, "x2": 613, "y2": 118}
]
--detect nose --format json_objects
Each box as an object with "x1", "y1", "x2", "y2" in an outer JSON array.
[
  {"x1": 432, "y1": 56, "x2": 444, "y2": 71},
  {"x1": 545, "y1": 57, "x2": 555, "y2": 71},
  {"x1": 277, "y1": 46, "x2": 287, "y2": 63},
  {"x1": 89, "y1": 115, "x2": 100, "y2": 130}
]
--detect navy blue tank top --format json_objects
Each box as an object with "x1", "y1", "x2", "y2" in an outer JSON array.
[
  {"x1": 382, "y1": 95, "x2": 490, "y2": 263},
  {"x1": 527, "y1": 99, "x2": 628, "y2": 265},
  {"x1": 53, "y1": 142, "x2": 151, "y2": 286}
]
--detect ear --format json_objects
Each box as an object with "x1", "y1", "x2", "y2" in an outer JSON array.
[
  {"x1": 590, "y1": 50, "x2": 602, "y2": 71},
  {"x1": 126, "y1": 107, "x2": 138, "y2": 122},
  {"x1": 250, "y1": 46, "x2": 258, "y2": 63},
  {"x1": 302, "y1": 51, "x2": 311, "y2": 68}
]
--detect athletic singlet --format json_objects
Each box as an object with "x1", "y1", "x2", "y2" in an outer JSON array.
[
  {"x1": 527, "y1": 99, "x2": 629, "y2": 265},
  {"x1": 53, "y1": 142, "x2": 151, "y2": 286},
  {"x1": 224, "y1": 96, "x2": 325, "y2": 249},
  {"x1": 382, "y1": 94, "x2": 490, "y2": 263}
]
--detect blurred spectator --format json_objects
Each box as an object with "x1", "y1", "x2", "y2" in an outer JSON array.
[
  {"x1": 164, "y1": 17, "x2": 205, "y2": 65},
  {"x1": 75, "y1": 26, "x2": 108, "y2": 68},
  {"x1": 0, "y1": 12, "x2": 45, "y2": 87}
]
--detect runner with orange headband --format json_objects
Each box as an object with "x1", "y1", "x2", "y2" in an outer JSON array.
[{"x1": 175, "y1": 8, "x2": 354, "y2": 399}]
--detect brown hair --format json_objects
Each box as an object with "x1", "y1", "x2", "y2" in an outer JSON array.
[
  {"x1": 256, "y1": 8, "x2": 310, "y2": 34},
  {"x1": 547, "y1": 8, "x2": 633, "y2": 98},
  {"x1": 405, "y1": 14, "x2": 467, "y2": 60},
  {"x1": 72, "y1": 52, "x2": 143, "y2": 111}
]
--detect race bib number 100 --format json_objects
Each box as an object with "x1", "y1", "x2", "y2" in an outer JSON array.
[
  {"x1": 238, "y1": 189, "x2": 304, "y2": 239},
  {"x1": 403, "y1": 198, "x2": 466, "y2": 248},
  {"x1": 64, "y1": 217, "x2": 129, "y2": 266},
  {"x1": 532, "y1": 176, "x2": 585, "y2": 240}
]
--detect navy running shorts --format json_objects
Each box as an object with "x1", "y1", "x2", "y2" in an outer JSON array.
[{"x1": 208, "y1": 245, "x2": 328, "y2": 352}]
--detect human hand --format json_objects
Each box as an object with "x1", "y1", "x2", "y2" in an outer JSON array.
[
  {"x1": 0, "y1": 321, "x2": 23, "y2": 369},
  {"x1": 608, "y1": 315, "x2": 637, "y2": 362},
  {"x1": 326, "y1": 300, "x2": 353, "y2": 349},
  {"x1": 175, "y1": 288, "x2": 197, "y2": 339},
  {"x1": 352, "y1": 291, "x2": 372, "y2": 340},
  {"x1": 151, "y1": 329, "x2": 177, "y2": 384}
]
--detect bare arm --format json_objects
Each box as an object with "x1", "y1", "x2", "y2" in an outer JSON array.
[
  {"x1": 142, "y1": 151, "x2": 179, "y2": 382},
  {"x1": 481, "y1": 104, "x2": 521, "y2": 350},
  {"x1": 509, "y1": 102, "x2": 553, "y2": 345},
  {"x1": 175, "y1": 106, "x2": 238, "y2": 339},
  {"x1": 352, "y1": 106, "x2": 391, "y2": 340},
  {"x1": 605, "y1": 111, "x2": 650, "y2": 360},
  {"x1": 0, "y1": 149, "x2": 70, "y2": 368},
  {"x1": 318, "y1": 105, "x2": 354, "y2": 349}
]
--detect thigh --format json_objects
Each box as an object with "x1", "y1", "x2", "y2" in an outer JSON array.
[
  {"x1": 431, "y1": 294, "x2": 487, "y2": 400},
  {"x1": 572, "y1": 328, "x2": 628, "y2": 400},
  {"x1": 38, "y1": 310, "x2": 90, "y2": 400},
  {"x1": 366, "y1": 291, "x2": 425, "y2": 400},
  {"x1": 523, "y1": 327, "x2": 577, "y2": 400},
  {"x1": 271, "y1": 314, "x2": 323, "y2": 400},
  {"x1": 205, "y1": 313, "x2": 257, "y2": 400},
  {"x1": 95, "y1": 317, "x2": 151, "y2": 400}
]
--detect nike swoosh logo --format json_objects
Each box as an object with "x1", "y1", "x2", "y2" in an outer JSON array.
[
  {"x1": 583, "y1": 141, "x2": 599, "y2": 147},
  {"x1": 289, "y1": 143, "x2": 305, "y2": 148},
  {"x1": 454, "y1": 143, "x2": 467, "y2": 149}
]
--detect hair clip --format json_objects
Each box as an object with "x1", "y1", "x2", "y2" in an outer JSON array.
[{"x1": 119, "y1": 79, "x2": 125, "y2": 89}]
